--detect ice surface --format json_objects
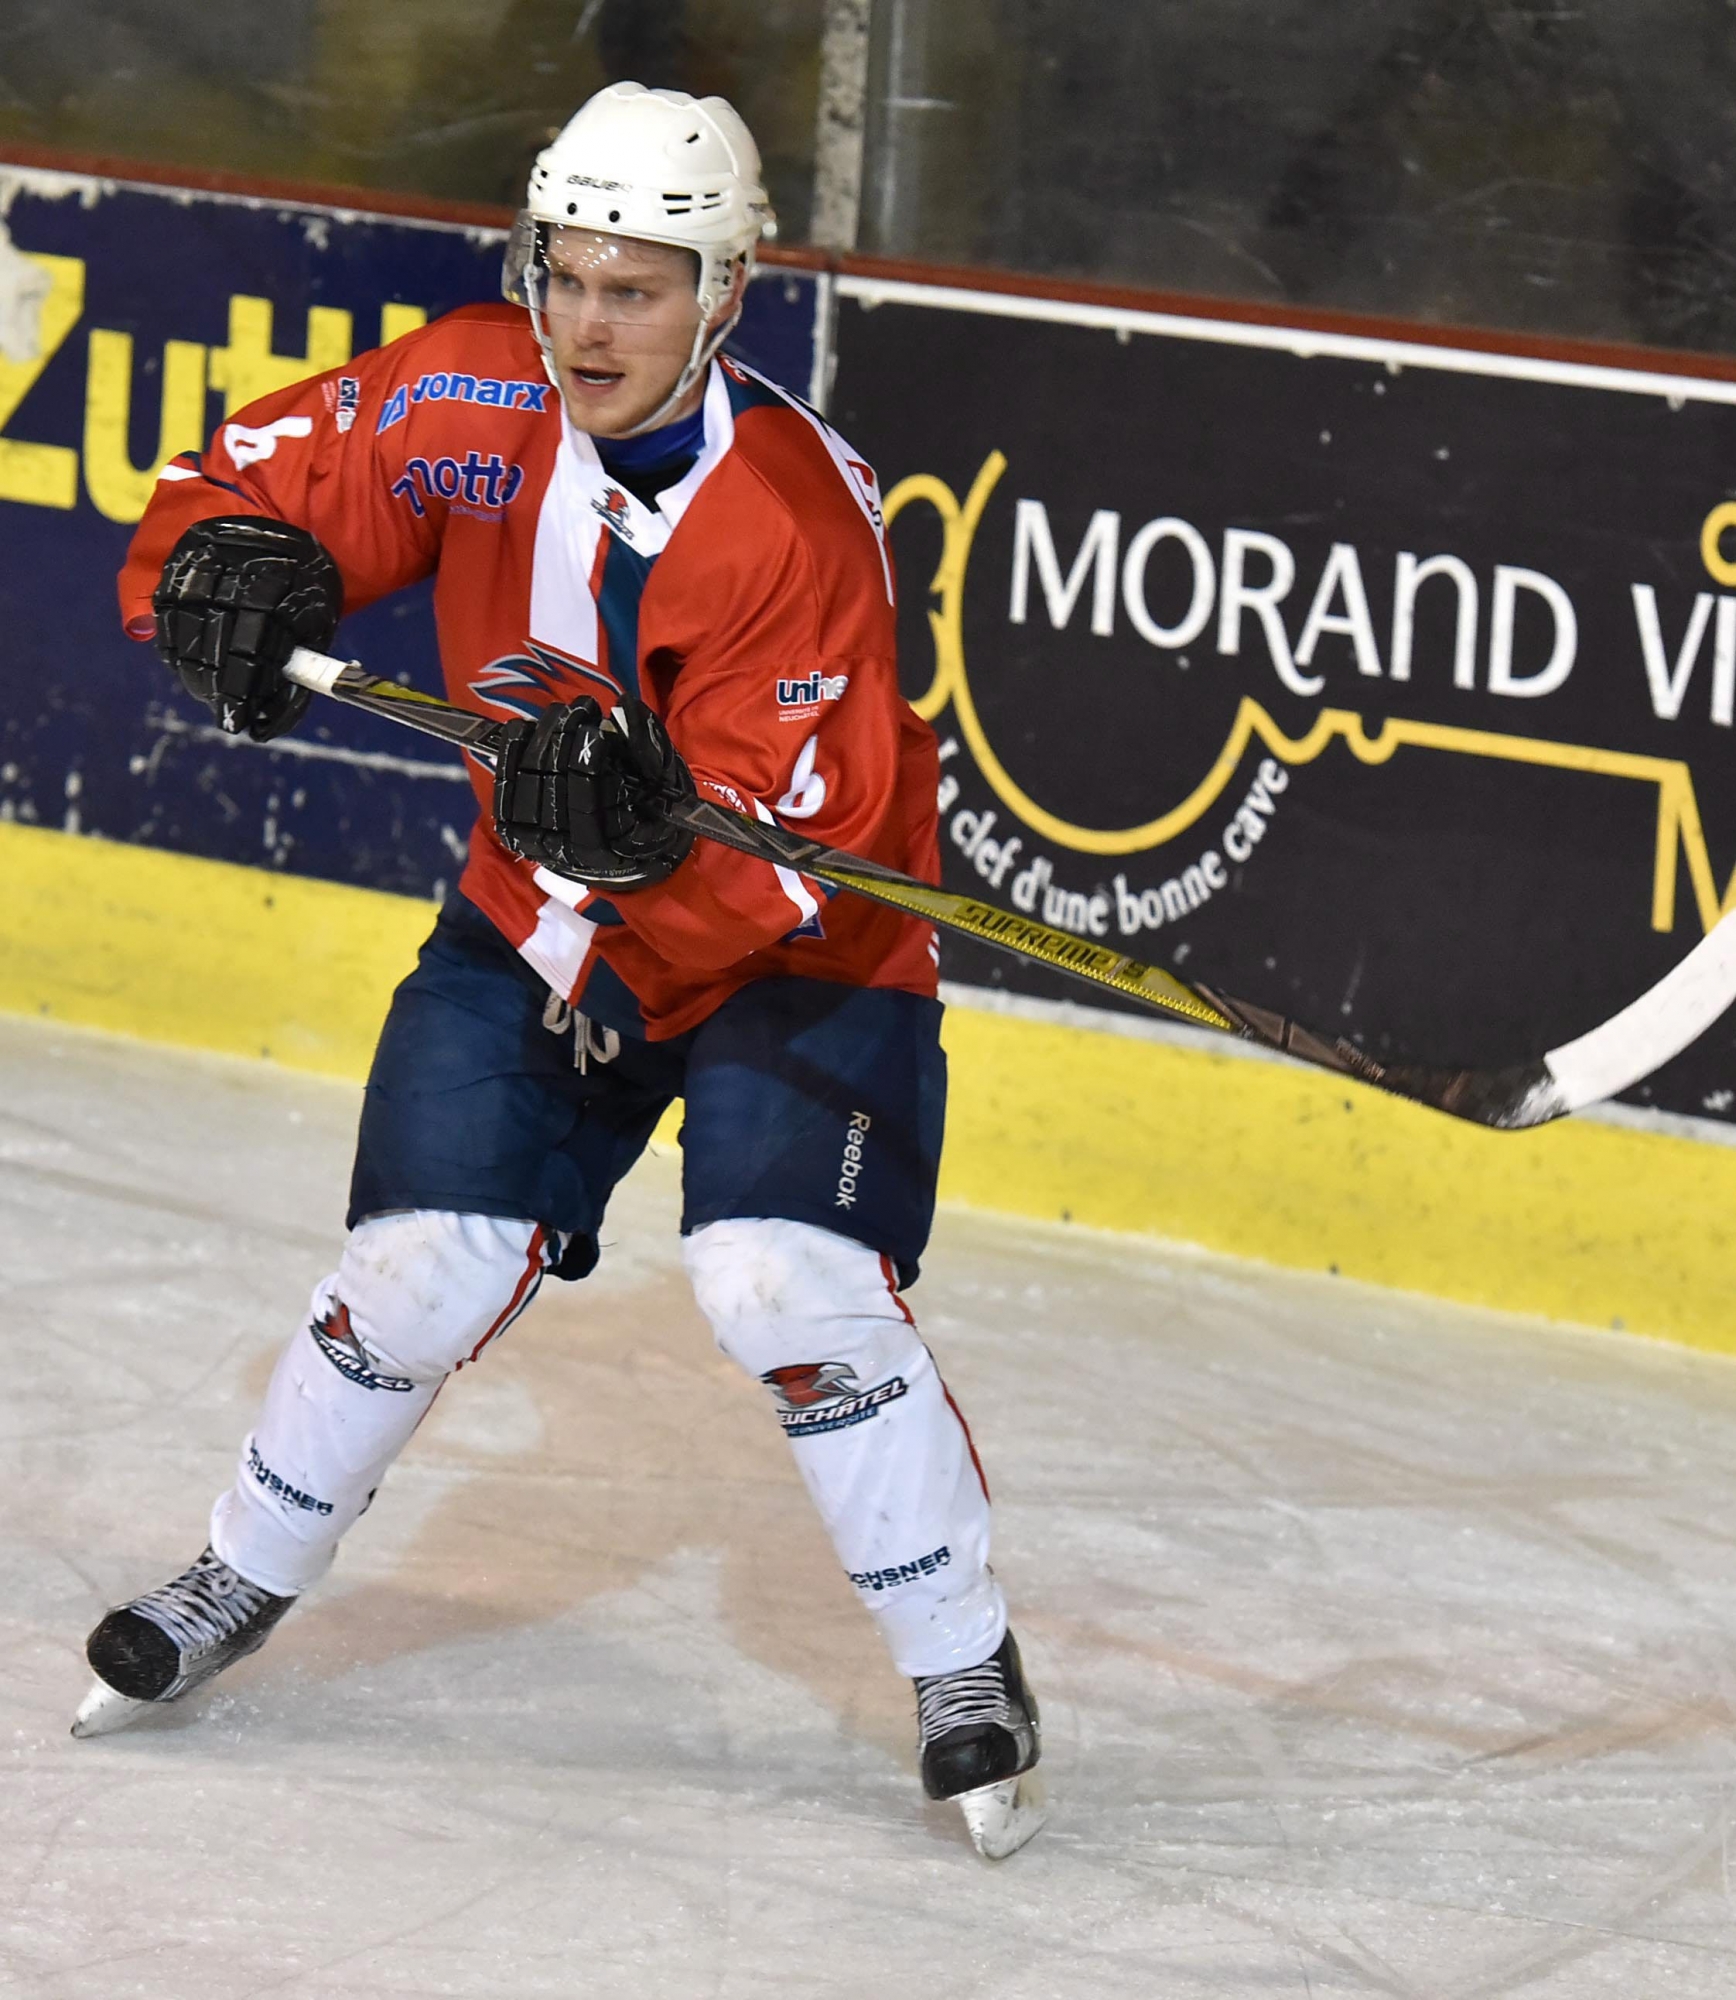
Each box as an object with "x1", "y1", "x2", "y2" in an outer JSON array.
[{"x1": 5, "y1": 1011, "x2": 1736, "y2": 1997}]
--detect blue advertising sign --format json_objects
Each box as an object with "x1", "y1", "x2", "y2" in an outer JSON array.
[{"x1": 0, "y1": 164, "x2": 821, "y2": 898}]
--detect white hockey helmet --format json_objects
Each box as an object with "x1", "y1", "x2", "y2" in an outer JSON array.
[{"x1": 504, "y1": 81, "x2": 777, "y2": 427}]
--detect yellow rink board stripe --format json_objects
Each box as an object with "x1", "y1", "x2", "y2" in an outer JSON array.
[
  {"x1": 942, "y1": 1009, "x2": 1736, "y2": 1354},
  {"x1": 4, "y1": 819, "x2": 1734, "y2": 1354},
  {"x1": 0, "y1": 820, "x2": 433, "y2": 1077}
]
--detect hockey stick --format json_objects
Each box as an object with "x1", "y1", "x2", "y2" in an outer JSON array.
[{"x1": 283, "y1": 646, "x2": 1736, "y2": 1130}]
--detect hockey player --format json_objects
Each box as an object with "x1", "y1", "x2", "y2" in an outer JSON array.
[{"x1": 76, "y1": 82, "x2": 1042, "y2": 1857}]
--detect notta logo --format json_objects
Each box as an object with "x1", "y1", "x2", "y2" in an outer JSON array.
[{"x1": 389, "y1": 451, "x2": 525, "y2": 518}]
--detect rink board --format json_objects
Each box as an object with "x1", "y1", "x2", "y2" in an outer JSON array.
[
  {"x1": 5, "y1": 155, "x2": 1736, "y2": 1354},
  {"x1": 0, "y1": 160, "x2": 820, "y2": 905},
  {"x1": 6, "y1": 816, "x2": 1735, "y2": 1355},
  {"x1": 831, "y1": 273, "x2": 1736, "y2": 1135}
]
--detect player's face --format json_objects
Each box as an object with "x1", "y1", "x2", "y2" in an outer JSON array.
[{"x1": 541, "y1": 229, "x2": 725, "y2": 437}]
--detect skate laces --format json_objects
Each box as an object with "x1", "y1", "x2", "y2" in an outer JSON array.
[
  {"x1": 135, "y1": 1548, "x2": 277, "y2": 1656},
  {"x1": 916, "y1": 1655, "x2": 1012, "y2": 1743}
]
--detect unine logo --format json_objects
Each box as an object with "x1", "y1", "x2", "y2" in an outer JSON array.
[{"x1": 777, "y1": 672, "x2": 848, "y2": 708}]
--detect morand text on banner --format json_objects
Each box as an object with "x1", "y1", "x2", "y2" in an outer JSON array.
[{"x1": 829, "y1": 278, "x2": 1736, "y2": 1125}]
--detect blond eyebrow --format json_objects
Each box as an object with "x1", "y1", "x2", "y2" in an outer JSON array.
[{"x1": 547, "y1": 262, "x2": 666, "y2": 284}]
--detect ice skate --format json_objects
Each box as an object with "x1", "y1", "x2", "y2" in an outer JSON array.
[
  {"x1": 915, "y1": 1628, "x2": 1047, "y2": 1859},
  {"x1": 72, "y1": 1546, "x2": 295, "y2": 1738}
]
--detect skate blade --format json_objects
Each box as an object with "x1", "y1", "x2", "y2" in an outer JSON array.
[
  {"x1": 70, "y1": 1680, "x2": 151, "y2": 1739},
  {"x1": 955, "y1": 1774, "x2": 1048, "y2": 1860}
]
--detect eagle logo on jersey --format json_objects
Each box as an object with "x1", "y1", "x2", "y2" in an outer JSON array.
[
  {"x1": 844, "y1": 456, "x2": 884, "y2": 534},
  {"x1": 761, "y1": 1362, "x2": 910, "y2": 1438},
  {"x1": 761, "y1": 1361, "x2": 859, "y2": 1411},
  {"x1": 471, "y1": 641, "x2": 620, "y2": 723},
  {"x1": 592, "y1": 485, "x2": 634, "y2": 540},
  {"x1": 309, "y1": 1300, "x2": 415, "y2": 1394}
]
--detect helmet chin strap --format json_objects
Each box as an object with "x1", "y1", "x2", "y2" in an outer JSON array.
[{"x1": 617, "y1": 303, "x2": 741, "y2": 438}]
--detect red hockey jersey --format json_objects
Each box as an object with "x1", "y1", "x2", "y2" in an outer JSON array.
[{"x1": 119, "y1": 305, "x2": 941, "y2": 1039}]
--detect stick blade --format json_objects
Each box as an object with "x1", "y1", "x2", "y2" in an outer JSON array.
[
  {"x1": 1543, "y1": 905, "x2": 1736, "y2": 1115},
  {"x1": 1197, "y1": 984, "x2": 1569, "y2": 1128},
  {"x1": 1367, "y1": 1056, "x2": 1567, "y2": 1129}
]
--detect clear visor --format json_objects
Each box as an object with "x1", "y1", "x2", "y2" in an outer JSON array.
[{"x1": 507, "y1": 220, "x2": 705, "y2": 342}]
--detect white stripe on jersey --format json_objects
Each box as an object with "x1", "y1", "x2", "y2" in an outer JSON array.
[
  {"x1": 652, "y1": 366, "x2": 736, "y2": 534},
  {"x1": 520, "y1": 889, "x2": 599, "y2": 1000},
  {"x1": 725, "y1": 360, "x2": 894, "y2": 605},
  {"x1": 752, "y1": 797, "x2": 822, "y2": 929},
  {"x1": 529, "y1": 434, "x2": 604, "y2": 665}
]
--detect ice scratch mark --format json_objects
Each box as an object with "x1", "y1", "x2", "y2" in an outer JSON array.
[
  {"x1": 147, "y1": 705, "x2": 469, "y2": 781},
  {"x1": 1440, "y1": 1811, "x2": 1732, "y2": 2000}
]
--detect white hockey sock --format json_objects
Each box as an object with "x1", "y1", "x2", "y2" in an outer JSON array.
[
  {"x1": 210, "y1": 1210, "x2": 551, "y2": 1596},
  {"x1": 684, "y1": 1217, "x2": 1006, "y2": 1679}
]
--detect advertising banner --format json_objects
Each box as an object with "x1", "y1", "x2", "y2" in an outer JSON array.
[
  {"x1": 830, "y1": 278, "x2": 1736, "y2": 1124},
  {"x1": 0, "y1": 164, "x2": 819, "y2": 899},
  {"x1": 8, "y1": 159, "x2": 1736, "y2": 1130}
]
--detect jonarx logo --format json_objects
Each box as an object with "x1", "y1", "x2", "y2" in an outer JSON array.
[
  {"x1": 777, "y1": 672, "x2": 848, "y2": 708},
  {"x1": 377, "y1": 372, "x2": 551, "y2": 432}
]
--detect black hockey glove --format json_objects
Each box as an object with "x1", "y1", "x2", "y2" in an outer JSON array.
[
  {"x1": 152, "y1": 516, "x2": 344, "y2": 742},
  {"x1": 492, "y1": 694, "x2": 697, "y2": 889}
]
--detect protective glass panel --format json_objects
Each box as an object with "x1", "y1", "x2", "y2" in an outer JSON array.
[
  {"x1": 858, "y1": 0, "x2": 1736, "y2": 354},
  {"x1": 0, "y1": 0, "x2": 824, "y2": 238},
  {"x1": 3, "y1": 1, "x2": 1732, "y2": 351}
]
